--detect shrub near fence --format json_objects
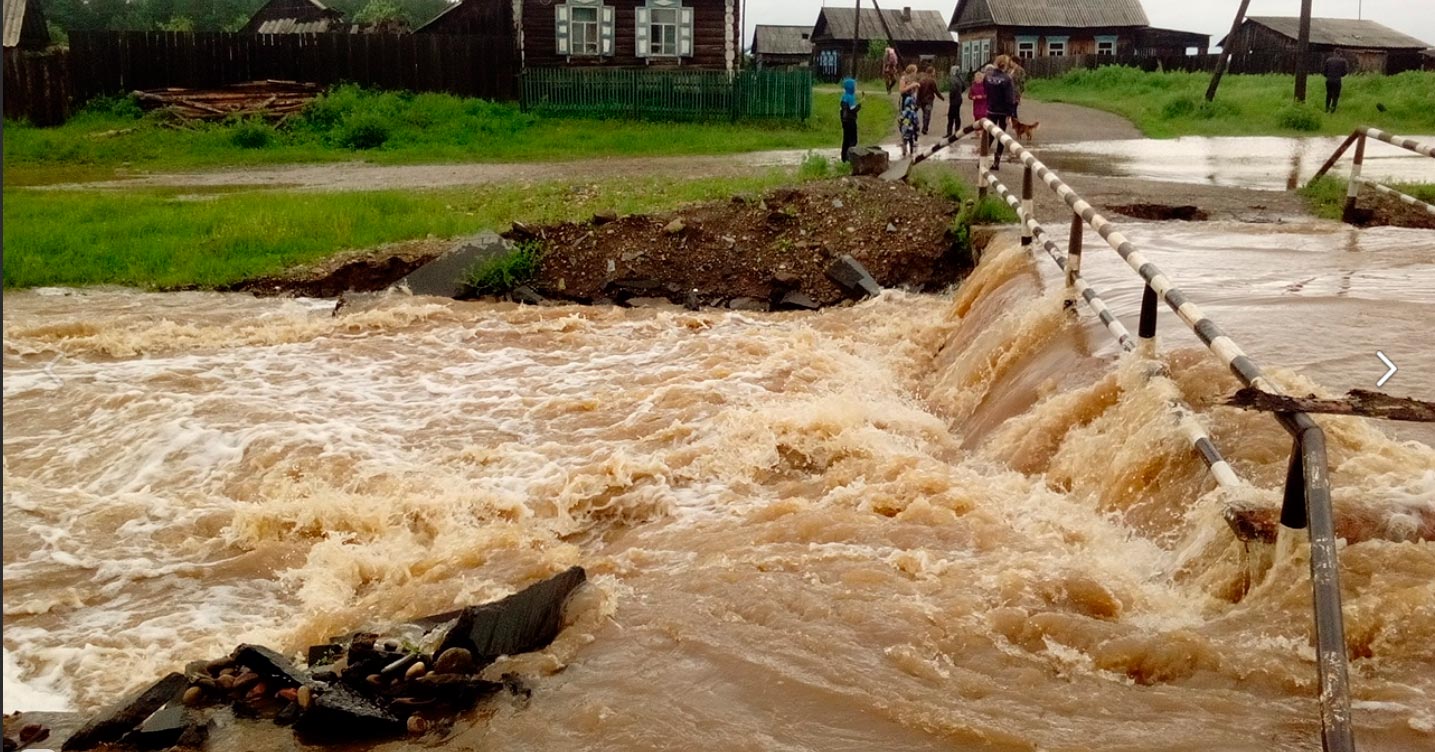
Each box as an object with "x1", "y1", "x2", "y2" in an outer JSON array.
[{"x1": 522, "y1": 68, "x2": 812, "y2": 122}]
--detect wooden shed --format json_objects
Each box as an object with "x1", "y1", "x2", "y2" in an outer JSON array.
[
  {"x1": 810, "y1": 6, "x2": 957, "y2": 80},
  {"x1": 752, "y1": 24, "x2": 812, "y2": 68},
  {"x1": 3, "y1": 0, "x2": 51, "y2": 50},
  {"x1": 1221, "y1": 17, "x2": 1431, "y2": 74},
  {"x1": 1133, "y1": 27, "x2": 1210, "y2": 57},
  {"x1": 421, "y1": 0, "x2": 740, "y2": 70},
  {"x1": 240, "y1": 0, "x2": 348, "y2": 34},
  {"x1": 949, "y1": 0, "x2": 1151, "y2": 73}
]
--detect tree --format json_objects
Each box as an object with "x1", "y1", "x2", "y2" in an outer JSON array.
[{"x1": 354, "y1": 0, "x2": 405, "y2": 25}]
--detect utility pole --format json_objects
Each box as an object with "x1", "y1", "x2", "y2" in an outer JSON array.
[
  {"x1": 1295, "y1": 0, "x2": 1313, "y2": 102},
  {"x1": 851, "y1": 0, "x2": 862, "y2": 80},
  {"x1": 1206, "y1": 0, "x2": 1252, "y2": 102}
]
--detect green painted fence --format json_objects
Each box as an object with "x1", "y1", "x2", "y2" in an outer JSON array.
[{"x1": 521, "y1": 68, "x2": 812, "y2": 122}]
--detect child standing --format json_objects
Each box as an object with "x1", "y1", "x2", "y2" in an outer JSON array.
[
  {"x1": 839, "y1": 78, "x2": 861, "y2": 163},
  {"x1": 898, "y1": 94, "x2": 920, "y2": 157},
  {"x1": 969, "y1": 70, "x2": 988, "y2": 123}
]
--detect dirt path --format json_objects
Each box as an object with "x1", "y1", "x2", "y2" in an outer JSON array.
[{"x1": 39, "y1": 98, "x2": 1138, "y2": 194}]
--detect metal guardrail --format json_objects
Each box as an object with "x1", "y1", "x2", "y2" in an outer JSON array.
[
  {"x1": 1309, "y1": 127, "x2": 1435, "y2": 222},
  {"x1": 967, "y1": 119, "x2": 1356, "y2": 752}
]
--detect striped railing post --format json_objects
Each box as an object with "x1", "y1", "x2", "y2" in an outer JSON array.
[
  {"x1": 1342, "y1": 133, "x2": 1367, "y2": 224},
  {"x1": 1021, "y1": 164, "x2": 1035, "y2": 246},
  {"x1": 977, "y1": 125, "x2": 991, "y2": 201},
  {"x1": 1065, "y1": 212, "x2": 1082, "y2": 308}
]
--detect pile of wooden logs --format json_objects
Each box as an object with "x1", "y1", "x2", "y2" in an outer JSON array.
[{"x1": 131, "y1": 80, "x2": 321, "y2": 121}]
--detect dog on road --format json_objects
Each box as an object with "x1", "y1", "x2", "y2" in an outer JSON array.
[{"x1": 1012, "y1": 119, "x2": 1041, "y2": 142}]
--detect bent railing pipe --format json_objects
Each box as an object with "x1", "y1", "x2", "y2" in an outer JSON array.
[{"x1": 975, "y1": 118, "x2": 1356, "y2": 752}]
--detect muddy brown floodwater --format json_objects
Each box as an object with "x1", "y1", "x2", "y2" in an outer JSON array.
[{"x1": 3, "y1": 221, "x2": 1433, "y2": 751}]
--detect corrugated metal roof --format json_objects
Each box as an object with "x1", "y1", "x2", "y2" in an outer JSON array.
[
  {"x1": 256, "y1": 17, "x2": 343, "y2": 34},
  {"x1": 4, "y1": 0, "x2": 30, "y2": 47},
  {"x1": 753, "y1": 25, "x2": 813, "y2": 56},
  {"x1": 951, "y1": 0, "x2": 1149, "y2": 32},
  {"x1": 816, "y1": 7, "x2": 954, "y2": 44},
  {"x1": 1245, "y1": 17, "x2": 1430, "y2": 50}
]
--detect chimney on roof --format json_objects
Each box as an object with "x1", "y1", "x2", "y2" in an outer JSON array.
[{"x1": 902, "y1": 7, "x2": 912, "y2": 22}]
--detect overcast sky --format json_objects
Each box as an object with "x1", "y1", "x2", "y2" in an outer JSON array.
[{"x1": 741, "y1": 0, "x2": 1435, "y2": 51}]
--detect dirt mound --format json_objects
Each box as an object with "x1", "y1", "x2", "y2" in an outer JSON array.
[
  {"x1": 226, "y1": 178, "x2": 968, "y2": 306},
  {"x1": 520, "y1": 177, "x2": 966, "y2": 308}
]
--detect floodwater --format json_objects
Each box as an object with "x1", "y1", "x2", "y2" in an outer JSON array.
[
  {"x1": 1015, "y1": 135, "x2": 1435, "y2": 191},
  {"x1": 4, "y1": 224, "x2": 1434, "y2": 751}
]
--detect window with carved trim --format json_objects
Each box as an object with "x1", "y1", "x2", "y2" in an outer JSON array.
[
  {"x1": 571, "y1": 6, "x2": 599, "y2": 55},
  {"x1": 650, "y1": 7, "x2": 679, "y2": 56}
]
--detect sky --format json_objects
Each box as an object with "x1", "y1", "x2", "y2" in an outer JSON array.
[{"x1": 740, "y1": 0, "x2": 1435, "y2": 51}]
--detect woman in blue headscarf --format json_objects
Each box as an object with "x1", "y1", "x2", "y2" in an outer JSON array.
[{"x1": 840, "y1": 78, "x2": 862, "y2": 163}]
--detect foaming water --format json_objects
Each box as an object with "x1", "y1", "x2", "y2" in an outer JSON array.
[{"x1": 3, "y1": 227, "x2": 1433, "y2": 750}]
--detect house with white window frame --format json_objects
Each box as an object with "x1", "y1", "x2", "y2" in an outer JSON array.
[
  {"x1": 948, "y1": 0, "x2": 1152, "y2": 74},
  {"x1": 420, "y1": 0, "x2": 740, "y2": 71}
]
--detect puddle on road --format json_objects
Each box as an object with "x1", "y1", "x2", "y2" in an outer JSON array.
[
  {"x1": 761, "y1": 135, "x2": 1433, "y2": 193},
  {"x1": 1024, "y1": 135, "x2": 1434, "y2": 191}
]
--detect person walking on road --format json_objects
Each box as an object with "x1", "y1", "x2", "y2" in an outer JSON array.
[
  {"x1": 883, "y1": 46, "x2": 900, "y2": 95},
  {"x1": 946, "y1": 64, "x2": 968, "y2": 138},
  {"x1": 1323, "y1": 52, "x2": 1350, "y2": 113},
  {"x1": 917, "y1": 66, "x2": 945, "y2": 136},
  {"x1": 839, "y1": 78, "x2": 862, "y2": 163},
  {"x1": 982, "y1": 57, "x2": 1017, "y2": 170}
]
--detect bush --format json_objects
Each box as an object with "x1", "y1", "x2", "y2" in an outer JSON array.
[
  {"x1": 83, "y1": 94, "x2": 144, "y2": 120},
  {"x1": 465, "y1": 240, "x2": 544, "y2": 295},
  {"x1": 1277, "y1": 104, "x2": 1323, "y2": 132},
  {"x1": 798, "y1": 152, "x2": 835, "y2": 179},
  {"x1": 338, "y1": 114, "x2": 391, "y2": 150},
  {"x1": 229, "y1": 120, "x2": 275, "y2": 149},
  {"x1": 1160, "y1": 95, "x2": 1197, "y2": 120}
]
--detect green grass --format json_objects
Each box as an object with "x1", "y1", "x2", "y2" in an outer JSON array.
[
  {"x1": 465, "y1": 239, "x2": 544, "y2": 296},
  {"x1": 3, "y1": 85, "x2": 897, "y2": 184},
  {"x1": 1027, "y1": 68, "x2": 1435, "y2": 138},
  {"x1": 1299, "y1": 176, "x2": 1435, "y2": 220},
  {"x1": 1, "y1": 171, "x2": 811, "y2": 289}
]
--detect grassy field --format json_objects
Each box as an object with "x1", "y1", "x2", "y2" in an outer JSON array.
[
  {"x1": 2, "y1": 165, "x2": 834, "y2": 289},
  {"x1": 1026, "y1": 68, "x2": 1435, "y2": 138},
  {"x1": 1298, "y1": 176, "x2": 1435, "y2": 220},
  {"x1": 3, "y1": 86, "x2": 896, "y2": 184}
]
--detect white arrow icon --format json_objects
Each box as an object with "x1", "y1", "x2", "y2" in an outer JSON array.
[{"x1": 1376, "y1": 351, "x2": 1398, "y2": 388}]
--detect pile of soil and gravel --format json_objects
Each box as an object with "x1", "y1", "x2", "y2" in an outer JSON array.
[
  {"x1": 513, "y1": 177, "x2": 966, "y2": 309},
  {"x1": 228, "y1": 177, "x2": 969, "y2": 308}
]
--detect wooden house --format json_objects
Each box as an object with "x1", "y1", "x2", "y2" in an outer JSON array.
[
  {"x1": 949, "y1": 0, "x2": 1151, "y2": 72},
  {"x1": 1133, "y1": 27, "x2": 1210, "y2": 57},
  {"x1": 752, "y1": 24, "x2": 812, "y2": 68},
  {"x1": 1221, "y1": 17, "x2": 1431, "y2": 74},
  {"x1": 240, "y1": 0, "x2": 348, "y2": 34},
  {"x1": 810, "y1": 7, "x2": 957, "y2": 79},
  {"x1": 421, "y1": 0, "x2": 741, "y2": 71},
  {"x1": 3, "y1": 0, "x2": 51, "y2": 50}
]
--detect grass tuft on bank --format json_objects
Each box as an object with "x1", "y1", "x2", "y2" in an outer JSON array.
[
  {"x1": 1027, "y1": 68, "x2": 1435, "y2": 138},
  {"x1": 3, "y1": 85, "x2": 896, "y2": 183},
  {"x1": 1299, "y1": 176, "x2": 1435, "y2": 220},
  {"x1": 2, "y1": 171, "x2": 814, "y2": 289}
]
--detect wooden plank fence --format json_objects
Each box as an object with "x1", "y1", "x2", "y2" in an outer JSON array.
[
  {"x1": 522, "y1": 68, "x2": 813, "y2": 122},
  {"x1": 66, "y1": 31, "x2": 517, "y2": 103},
  {"x1": 3, "y1": 48, "x2": 72, "y2": 125},
  {"x1": 0, "y1": 29, "x2": 520, "y2": 124}
]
